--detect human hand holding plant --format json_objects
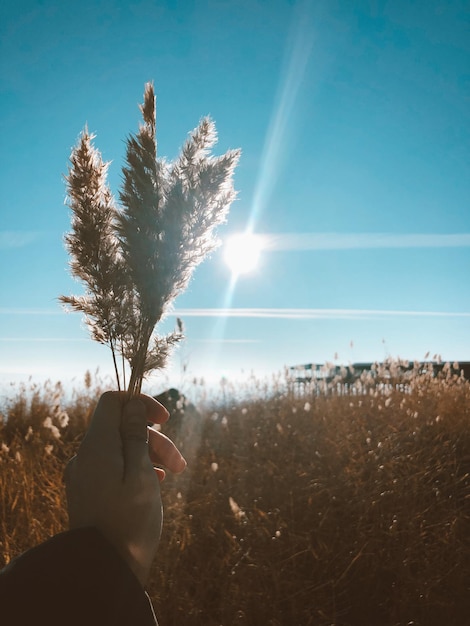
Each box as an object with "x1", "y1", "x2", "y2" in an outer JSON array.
[
  {"x1": 65, "y1": 391, "x2": 187, "y2": 586},
  {"x1": 61, "y1": 83, "x2": 240, "y2": 395}
]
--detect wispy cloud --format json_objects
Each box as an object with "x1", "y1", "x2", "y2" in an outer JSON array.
[
  {"x1": 0, "y1": 337, "x2": 86, "y2": 342},
  {"x1": 0, "y1": 308, "x2": 61, "y2": 315},
  {"x1": 255, "y1": 232, "x2": 470, "y2": 251},
  {"x1": 0, "y1": 230, "x2": 41, "y2": 249},
  {"x1": 173, "y1": 308, "x2": 470, "y2": 320},
  {"x1": 192, "y1": 338, "x2": 261, "y2": 344}
]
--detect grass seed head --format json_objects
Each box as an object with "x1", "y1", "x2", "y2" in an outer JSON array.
[{"x1": 61, "y1": 83, "x2": 240, "y2": 394}]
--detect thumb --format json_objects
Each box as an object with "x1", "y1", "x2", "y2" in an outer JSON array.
[{"x1": 121, "y1": 397, "x2": 149, "y2": 475}]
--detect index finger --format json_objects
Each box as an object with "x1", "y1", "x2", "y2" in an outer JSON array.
[
  {"x1": 137, "y1": 393, "x2": 170, "y2": 425},
  {"x1": 148, "y1": 426, "x2": 187, "y2": 474}
]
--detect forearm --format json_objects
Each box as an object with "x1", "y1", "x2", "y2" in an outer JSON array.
[{"x1": 0, "y1": 528, "x2": 157, "y2": 626}]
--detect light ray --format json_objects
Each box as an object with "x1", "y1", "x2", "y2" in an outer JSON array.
[
  {"x1": 209, "y1": 1, "x2": 315, "y2": 361},
  {"x1": 248, "y1": 0, "x2": 314, "y2": 231},
  {"x1": 203, "y1": 274, "x2": 239, "y2": 372}
]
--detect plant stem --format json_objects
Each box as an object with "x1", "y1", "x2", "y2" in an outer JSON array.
[
  {"x1": 121, "y1": 349, "x2": 127, "y2": 391},
  {"x1": 110, "y1": 337, "x2": 121, "y2": 391},
  {"x1": 127, "y1": 326, "x2": 152, "y2": 396}
]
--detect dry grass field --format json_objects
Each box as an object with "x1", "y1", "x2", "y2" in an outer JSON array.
[{"x1": 1, "y1": 363, "x2": 469, "y2": 625}]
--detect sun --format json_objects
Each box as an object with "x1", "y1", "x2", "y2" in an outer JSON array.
[{"x1": 223, "y1": 233, "x2": 264, "y2": 276}]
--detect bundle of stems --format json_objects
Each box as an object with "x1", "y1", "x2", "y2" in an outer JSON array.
[{"x1": 60, "y1": 83, "x2": 240, "y2": 396}]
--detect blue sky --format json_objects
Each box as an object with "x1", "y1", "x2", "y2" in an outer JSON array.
[{"x1": 1, "y1": 0, "x2": 469, "y2": 394}]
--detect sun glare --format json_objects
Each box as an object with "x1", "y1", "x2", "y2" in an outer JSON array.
[{"x1": 224, "y1": 233, "x2": 263, "y2": 276}]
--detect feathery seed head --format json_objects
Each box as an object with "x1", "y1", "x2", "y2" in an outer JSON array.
[{"x1": 61, "y1": 82, "x2": 240, "y2": 395}]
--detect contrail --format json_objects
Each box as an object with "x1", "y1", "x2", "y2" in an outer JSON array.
[
  {"x1": 253, "y1": 232, "x2": 470, "y2": 251},
  {"x1": 172, "y1": 308, "x2": 470, "y2": 320},
  {"x1": 2, "y1": 307, "x2": 469, "y2": 320}
]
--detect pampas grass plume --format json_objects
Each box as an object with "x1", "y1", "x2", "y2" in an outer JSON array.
[{"x1": 61, "y1": 83, "x2": 240, "y2": 395}]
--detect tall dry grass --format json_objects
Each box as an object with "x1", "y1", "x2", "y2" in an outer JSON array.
[
  {"x1": 1, "y1": 365, "x2": 469, "y2": 625},
  {"x1": 61, "y1": 83, "x2": 239, "y2": 395}
]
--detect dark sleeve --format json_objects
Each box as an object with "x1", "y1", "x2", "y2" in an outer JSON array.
[{"x1": 0, "y1": 528, "x2": 158, "y2": 626}]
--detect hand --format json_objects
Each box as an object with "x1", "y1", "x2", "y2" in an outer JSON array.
[{"x1": 64, "y1": 391, "x2": 186, "y2": 586}]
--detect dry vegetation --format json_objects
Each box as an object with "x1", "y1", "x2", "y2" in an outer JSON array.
[{"x1": 1, "y1": 363, "x2": 469, "y2": 625}]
